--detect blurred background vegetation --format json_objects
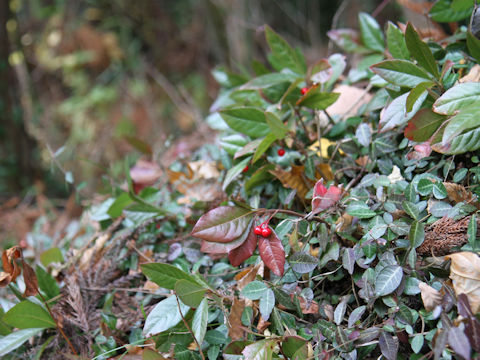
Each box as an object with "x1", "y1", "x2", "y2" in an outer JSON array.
[{"x1": 0, "y1": 0, "x2": 408, "y2": 201}]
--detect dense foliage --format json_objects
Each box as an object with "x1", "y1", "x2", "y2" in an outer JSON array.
[{"x1": 2, "y1": 1, "x2": 480, "y2": 359}]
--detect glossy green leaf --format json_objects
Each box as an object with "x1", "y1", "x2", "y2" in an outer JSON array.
[
  {"x1": 0, "y1": 328, "x2": 44, "y2": 356},
  {"x1": 402, "y1": 201, "x2": 419, "y2": 220},
  {"x1": 35, "y1": 266, "x2": 60, "y2": 300},
  {"x1": 252, "y1": 133, "x2": 277, "y2": 164},
  {"x1": 442, "y1": 103, "x2": 480, "y2": 145},
  {"x1": 191, "y1": 206, "x2": 254, "y2": 243},
  {"x1": 220, "y1": 108, "x2": 269, "y2": 138},
  {"x1": 174, "y1": 279, "x2": 207, "y2": 308},
  {"x1": 453, "y1": 168, "x2": 468, "y2": 182},
  {"x1": 417, "y1": 178, "x2": 434, "y2": 196},
  {"x1": 386, "y1": 22, "x2": 410, "y2": 59},
  {"x1": 411, "y1": 334, "x2": 424, "y2": 354},
  {"x1": 409, "y1": 221, "x2": 425, "y2": 248},
  {"x1": 3, "y1": 301, "x2": 55, "y2": 329},
  {"x1": 265, "y1": 25, "x2": 306, "y2": 74},
  {"x1": 348, "y1": 306, "x2": 366, "y2": 328},
  {"x1": 433, "y1": 182, "x2": 447, "y2": 199},
  {"x1": 265, "y1": 112, "x2": 289, "y2": 140},
  {"x1": 281, "y1": 336, "x2": 308, "y2": 360},
  {"x1": 40, "y1": 248, "x2": 64, "y2": 267},
  {"x1": 356, "y1": 123, "x2": 372, "y2": 147},
  {"x1": 220, "y1": 134, "x2": 249, "y2": 156},
  {"x1": 358, "y1": 12, "x2": 385, "y2": 52},
  {"x1": 297, "y1": 91, "x2": 340, "y2": 110},
  {"x1": 242, "y1": 339, "x2": 274, "y2": 360},
  {"x1": 467, "y1": 30, "x2": 480, "y2": 63},
  {"x1": 241, "y1": 72, "x2": 298, "y2": 89},
  {"x1": 375, "y1": 265, "x2": 403, "y2": 296},
  {"x1": 141, "y1": 262, "x2": 200, "y2": 290},
  {"x1": 371, "y1": 60, "x2": 432, "y2": 88},
  {"x1": 380, "y1": 91, "x2": 425, "y2": 132},
  {"x1": 405, "y1": 23, "x2": 439, "y2": 78},
  {"x1": 259, "y1": 288, "x2": 275, "y2": 320},
  {"x1": 406, "y1": 81, "x2": 435, "y2": 113},
  {"x1": 143, "y1": 295, "x2": 190, "y2": 337},
  {"x1": 244, "y1": 164, "x2": 275, "y2": 193},
  {"x1": 241, "y1": 280, "x2": 268, "y2": 300},
  {"x1": 430, "y1": 0, "x2": 473, "y2": 22},
  {"x1": 433, "y1": 126, "x2": 480, "y2": 154},
  {"x1": 468, "y1": 214, "x2": 477, "y2": 244},
  {"x1": 434, "y1": 83, "x2": 480, "y2": 115},
  {"x1": 404, "y1": 108, "x2": 446, "y2": 142},
  {"x1": 223, "y1": 157, "x2": 252, "y2": 190},
  {"x1": 289, "y1": 252, "x2": 318, "y2": 274},
  {"x1": 191, "y1": 298, "x2": 208, "y2": 345},
  {"x1": 346, "y1": 202, "x2": 377, "y2": 219}
]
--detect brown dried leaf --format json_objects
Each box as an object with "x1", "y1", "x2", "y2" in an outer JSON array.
[
  {"x1": 22, "y1": 261, "x2": 39, "y2": 297},
  {"x1": 316, "y1": 163, "x2": 334, "y2": 182},
  {"x1": 270, "y1": 165, "x2": 313, "y2": 199},
  {"x1": 0, "y1": 246, "x2": 22, "y2": 287},
  {"x1": 236, "y1": 262, "x2": 264, "y2": 291},
  {"x1": 256, "y1": 316, "x2": 270, "y2": 333},
  {"x1": 228, "y1": 298, "x2": 246, "y2": 340},
  {"x1": 444, "y1": 182, "x2": 479, "y2": 207},
  {"x1": 336, "y1": 213, "x2": 354, "y2": 232},
  {"x1": 459, "y1": 64, "x2": 480, "y2": 83},
  {"x1": 418, "y1": 282, "x2": 442, "y2": 311},
  {"x1": 445, "y1": 252, "x2": 480, "y2": 313}
]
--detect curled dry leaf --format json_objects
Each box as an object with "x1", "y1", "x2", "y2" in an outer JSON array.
[
  {"x1": 418, "y1": 282, "x2": 442, "y2": 311},
  {"x1": 443, "y1": 182, "x2": 479, "y2": 207},
  {"x1": 445, "y1": 252, "x2": 480, "y2": 313},
  {"x1": 0, "y1": 246, "x2": 38, "y2": 297},
  {"x1": 270, "y1": 165, "x2": 313, "y2": 199},
  {"x1": 235, "y1": 262, "x2": 264, "y2": 291},
  {"x1": 228, "y1": 298, "x2": 246, "y2": 340},
  {"x1": 311, "y1": 179, "x2": 343, "y2": 215}
]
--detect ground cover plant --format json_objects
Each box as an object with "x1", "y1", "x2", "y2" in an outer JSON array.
[{"x1": 2, "y1": 1, "x2": 480, "y2": 359}]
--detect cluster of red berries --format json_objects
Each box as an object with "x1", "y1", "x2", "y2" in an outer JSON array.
[{"x1": 254, "y1": 223, "x2": 272, "y2": 238}]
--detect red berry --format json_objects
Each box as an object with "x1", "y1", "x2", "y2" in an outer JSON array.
[
  {"x1": 277, "y1": 148, "x2": 285, "y2": 156},
  {"x1": 261, "y1": 227, "x2": 272, "y2": 238},
  {"x1": 254, "y1": 226, "x2": 262, "y2": 235},
  {"x1": 301, "y1": 87, "x2": 309, "y2": 95},
  {"x1": 242, "y1": 165, "x2": 249, "y2": 173}
]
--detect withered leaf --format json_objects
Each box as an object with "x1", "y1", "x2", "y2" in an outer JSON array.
[
  {"x1": 22, "y1": 261, "x2": 39, "y2": 297},
  {"x1": 418, "y1": 282, "x2": 442, "y2": 312},
  {"x1": 228, "y1": 298, "x2": 246, "y2": 340}
]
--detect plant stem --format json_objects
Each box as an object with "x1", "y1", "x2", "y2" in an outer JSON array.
[
  {"x1": 38, "y1": 293, "x2": 77, "y2": 355},
  {"x1": 175, "y1": 295, "x2": 205, "y2": 360}
]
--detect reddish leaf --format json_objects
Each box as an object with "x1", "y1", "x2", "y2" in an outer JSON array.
[
  {"x1": 129, "y1": 160, "x2": 162, "y2": 193},
  {"x1": 406, "y1": 142, "x2": 432, "y2": 160},
  {"x1": 404, "y1": 108, "x2": 445, "y2": 142},
  {"x1": 192, "y1": 206, "x2": 254, "y2": 243},
  {"x1": 311, "y1": 180, "x2": 342, "y2": 215},
  {"x1": 229, "y1": 229, "x2": 258, "y2": 267},
  {"x1": 448, "y1": 327, "x2": 471, "y2": 360},
  {"x1": 201, "y1": 220, "x2": 253, "y2": 254},
  {"x1": 258, "y1": 231, "x2": 285, "y2": 276},
  {"x1": 0, "y1": 246, "x2": 22, "y2": 287}
]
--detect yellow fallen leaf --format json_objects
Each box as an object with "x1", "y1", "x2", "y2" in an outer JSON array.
[
  {"x1": 309, "y1": 138, "x2": 340, "y2": 158},
  {"x1": 445, "y1": 252, "x2": 480, "y2": 313}
]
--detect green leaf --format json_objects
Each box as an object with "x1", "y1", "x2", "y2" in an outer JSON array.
[
  {"x1": 442, "y1": 103, "x2": 480, "y2": 145},
  {"x1": 289, "y1": 252, "x2": 318, "y2": 274},
  {"x1": 241, "y1": 72, "x2": 298, "y2": 89},
  {"x1": 252, "y1": 133, "x2": 277, "y2": 164},
  {"x1": 241, "y1": 280, "x2": 268, "y2": 300},
  {"x1": 411, "y1": 334, "x2": 424, "y2": 354},
  {"x1": 375, "y1": 265, "x2": 403, "y2": 296},
  {"x1": 3, "y1": 301, "x2": 55, "y2": 329},
  {"x1": 220, "y1": 108, "x2": 269, "y2": 138},
  {"x1": 346, "y1": 202, "x2": 377, "y2": 219},
  {"x1": 245, "y1": 164, "x2": 275, "y2": 193},
  {"x1": 434, "y1": 83, "x2": 480, "y2": 115},
  {"x1": 358, "y1": 12, "x2": 385, "y2": 52},
  {"x1": 297, "y1": 91, "x2": 340, "y2": 110},
  {"x1": 404, "y1": 108, "x2": 446, "y2": 142},
  {"x1": 356, "y1": 123, "x2": 372, "y2": 147},
  {"x1": 409, "y1": 221, "x2": 425, "y2": 248},
  {"x1": 468, "y1": 214, "x2": 477, "y2": 245},
  {"x1": 35, "y1": 266, "x2": 60, "y2": 300},
  {"x1": 467, "y1": 30, "x2": 480, "y2": 63},
  {"x1": 281, "y1": 336, "x2": 308, "y2": 360},
  {"x1": 348, "y1": 306, "x2": 366, "y2": 328},
  {"x1": 219, "y1": 134, "x2": 248, "y2": 157},
  {"x1": 433, "y1": 182, "x2": 448, "y2": 199},
  {"x1": 371, "y1": 60, "x2": 432, "y2": 88},
  {"x1": 174, "y1": 279, "x2": 207, "y2": 308},
  {"x1": 405, "y1": 23, "x2": 439, "y2": 78},
  {"x1": 433, "y1": 126, "x2": 480, "y2": 154},
  {"x1": 191, "y1": 206, "x2": 254, "y2": 243},
  {"x1": 242, "y1": 339, "x2": 274, "y2": 360},
  {"x1": 107, "y1": 192, "x2": 133, "y2": 218},
  {"x1": 430, "y1": 0, "x2": 473, "y2": 22},
  {"x1": 40, "y1": 248, "x2": 64, "y2": 267},
  {"x1": 265, "y1": 112, "x2": 289, "y2": 140},
  {"x1": 453, "y1": 168, "x2": 468, "y2": 182},
  {"x1": 141, "y1": 263, "x2": 200, "y2": 290},
  {"x1": 259, "y1": 288, "x2": 275, "y2": 320},
  {"x1": 406, "y1": 81, "x2": 435, "y2": 113},
  {"x1": 402, "y1": 201, "x2": 419, "y2": 220},
  {"x1": 191, "y1": 298, "x2": 208, "y2": 345},
  {"x1": 0, "y1": 328, "x2": 44, "y2": 356},
  {"x1": 143, "y1": 295, "x2": 190, "y2": 337},
  {"x1": 386, "y1": 22, "x2": 410, "y2": 59},
  {"x1": 265, "y1": 25, "x2": 306, "y2": 74},
  {"x1": 223, "y1": 157, "x2": 252, "y2": 190},
  {"x1": 417, "y1": 178, "x2": 434, "y2": 196}
]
